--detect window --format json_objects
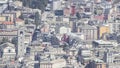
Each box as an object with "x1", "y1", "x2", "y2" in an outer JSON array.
[
  {"x1": 8, "y1": 49, "x2": 11, "y2": 53},
  {"x1": 20, "y1": 31, "x2": 23, "y2": 35}
]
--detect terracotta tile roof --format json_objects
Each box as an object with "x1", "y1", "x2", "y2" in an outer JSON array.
[
  {"x1": 2, "y1": 21, "x2": 14, "y2": 25},
  {"x1": 15, "y1": 18, "x2": 24, "y2": 22},
  {"x1": 94, "y1": 15, "x2": 104, "y2": 21}
]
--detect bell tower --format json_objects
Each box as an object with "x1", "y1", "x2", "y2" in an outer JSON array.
[{"x1": 17, "y1": 28, "x2": 26, "y2": 57}]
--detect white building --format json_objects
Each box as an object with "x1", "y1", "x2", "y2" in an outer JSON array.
[
  {"x1": 63, "y1": 17, "x2": 69, "y2": 23},
  {"x1": 92, "y1": 40, "x2": 118, "y2": 48},
  {"x1": 104, "y1": 51, "x2": 114, "y2": 63},
  {"x1": 0, "y1": 0, "x2": 9, "y2": 4},
  {"x1": 44, "y1": 46, "x2": 66, "y2": 55},
  {"x1": 0, "y1": 42, "x2": 16, "y2": 61},
  {"x1": 53, "y1": 0, "x2": 61, "y2": 10},
  {"x1": 40, "y1": 58, "x2": 66, "y2": 68},
  {"x1": 59, "y1": 26, "x2": 71, "y2": 34},
  {"x1": 80, "y1": 49, "x2": 92, "y2": 57},
  {"x1": 108, "y1": 63, "x2": 120, "y2": 68},
  {"x1": 17, "y1": 27, "x2": 26, "y2": 57},
  {"x1": 109, "y1": 21, "x2": 120, "y2": 33}
]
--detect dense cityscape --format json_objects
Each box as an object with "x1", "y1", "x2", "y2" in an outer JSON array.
[{"x1": 0, "y1": 0, "x2": 120, "y2": 68}]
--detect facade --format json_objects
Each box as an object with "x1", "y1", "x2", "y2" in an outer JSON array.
[
  {"x1": 95, "y1": 0, "x2": 102, "y2": 3},
  {"x1": 0, "y1": 29, "x2": 17, "y2": 41},
  {"x1": 0, "y1": 42, "x2": 16, "y2": 61},
  {"x1": 1, "y1": 21, "x2": 14, "y2": 29},
  {"x1": 108, "y1": 63, "x2": 120, "y2": 68},
  {"x1": 89, "y1": 60, "x2": 106, "y2": 68},
  {"x1": 40, "y1": 23, "x2": 50, "y2": 33},
  {"x1": 15, "y1": 18, "x2": 25, "y2": 27},
  {"x1": 24, "y1": 32, "x2": 32, "y2": 45},
  {"x1": 104, "y1": 51, "x2": 114, "y2": 63},
  {"x1": 92, "y1": 40, "x2": 117, "y2": 48},
  {"x1": 1, "y1": 13, "x2": 16, "y2": 22},
  {"x1": 0, "y1": 0, "x2": 9, "y2": 4},
  {"x1": 78, "y1": 25, "x2": 98, "y2": 42},
  {"x1": 17, "y1": 28, "x2": 26, "y2": 57},
  {"x1": 53, "y1": 0, "x2": 61, "y2": 10},
  {"x1": 64, "y1": 8, "x2": 70, "y2": 17},
  {"x1": 103, "y1": 49, "x2": 120, "y2": 64},
  {"x1": 79, "y1": 48, "x2": 92, "y2": 64},
  {"x1": 59, "y1": 26, "x2": 71, "y2": 34},
  {"x1": 109, "y1": 22, "x2": 120, "y2": 33},
  {"x1": 0, "y1": 16, "x2": 6, "y2": 22},
  {"x1": 0, "y1": 0, "x2": 119, "y2": 68},
  {"x1": 97, "y1": 25, "x2": 110, "y2": 39},
  {"x1": 40, "y1": 59, "x2": 66, "y2": 68},
  {"x1": 13, "y1": 1, "x2": 23, "y2": 7}
]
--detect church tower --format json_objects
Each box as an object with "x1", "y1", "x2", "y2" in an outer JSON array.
[{"x1": 17, "y1": 28, "x2": 26, "y2": 57}]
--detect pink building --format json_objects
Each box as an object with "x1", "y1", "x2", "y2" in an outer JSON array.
[
  {"x1": 71, "y1": 5, "x2": 76, "y2": 16},
  {"x1": 64, "y1": 8, "x2": 70, "y2": 16}
]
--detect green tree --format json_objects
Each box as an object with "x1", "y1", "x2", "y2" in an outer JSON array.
[
  {"x1": 76, "y1": 12, "x2": 81, "y2": 20},
  {"x1": 22, "y1": 0, "x2": 49, "y2": 12},
  {"x1": 38, "y1": 0, "x2": 49, "y2": 12},
  {"x1": 11, "y1": 37, "x2": 18, "y2": 45},
  {"x1": 63, "y1": 42, "x2": 69, "y2": 52},
  {"x1": 35, "y1": 11, "x2": 41, "y2": 28},
  {"x1": 1, "y1": 37, "x2": 9, "y2": 44},
  {"x1": 25, "y1": 19, "x2": 29, "y2": 24},
  {"x1": 22, "y1": 0, "x2": 28, "y2": 7}
]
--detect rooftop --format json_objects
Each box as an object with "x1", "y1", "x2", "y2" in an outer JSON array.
[
  {"x1": 2, "y1": 21, "x2": 14, "y2": 25},
  {"x1": 93, "y1": 40, "x2": 114, "y2": 44},
  {"x1": 78, "y1": 25, "x2": 97, "y2": 30}
]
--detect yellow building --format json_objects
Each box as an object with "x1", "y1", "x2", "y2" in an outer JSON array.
[
  {"x1": 1, "y1": 13, "x2": 14, "y2": 22},
  {"x1": 97, "y1": 25, "x2": 110, "y2": 39},
  {"x1": 13, "y1": 1, "x2": 23, "y2": 7},
  {"x1": 0, "y1": 16, "x2": 6, "y2": 22}
]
